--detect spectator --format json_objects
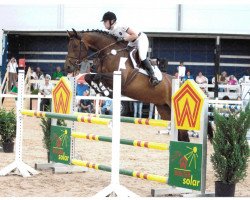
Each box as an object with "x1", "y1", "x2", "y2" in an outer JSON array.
[
  {"x1": 39, "y1": 74, "x2": 53, "y2": 111},
  {"x1": 101, "y1": 100, "x2": 113, "y2": 115},
  {"x1": 218, "y1": 71, "x2": 228, "y2": 92},
  {"x1": 76, "y1": 78, "x2": 90, "y2": 96},
  {"x1": 196, "y1": 71, "x2": 208, "y2": 93},
  {"x1": 177, "y1": 61, "x2": 186, "y2": 81},
  {"x1": 148, "y1": 103, "x2": 154, "y2": 119},
  {"x1": 35, "y1": 67, "x2": 44, "y2": 79},
  {"x1": 133, "y1": 101, "x2": 143, "y2": 118},
  {"x1": 228, "y1": 75, "x2": 238, "y2": 85},
  {"x1": 228, "y1": 75, "x2": 239, "y2": 93},
  {"x1": 78, "y1": 90, "x2": 93, "y2": 113},
  {"x1": 52, "y1": 66, "x2": 63, "y2": 80},
  {"x1": 183, "y1": 71, "x2": 194, "y2": 82},
  {"x1": 7, "y1": 57, "x2": 18, "y2": 91},
  {"x1": 195, "y1": 72, "x2": 208, "y2": 84}
]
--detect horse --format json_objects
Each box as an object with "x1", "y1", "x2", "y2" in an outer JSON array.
[{"x1": 64, "y1": 29, "x2": 212, "y2": 142}]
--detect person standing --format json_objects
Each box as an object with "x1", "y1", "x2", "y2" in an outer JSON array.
[
  {"x1": 7, "y1": 57, "x2": 18, "y2": 91},
  {"x1": 39, "y1": 74, "x2": 53, "y2": 111},
  {"x1": 148, "y1": 103, "x2": 154, "y2": 119},
  {"x1": 133, "y1": 101, "x2": 143, "y2": 118},
  {"x1": 177, "y1": 61, "x2": 186, "y2": 81}
]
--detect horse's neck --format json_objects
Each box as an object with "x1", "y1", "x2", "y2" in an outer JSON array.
[{"x1": 86, "y1": 33, "x2": 114, "y2": 51}]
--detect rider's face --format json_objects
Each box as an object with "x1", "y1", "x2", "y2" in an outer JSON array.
[{"x1": 103, "y1": 20, "x2": 110, "y2": 29}]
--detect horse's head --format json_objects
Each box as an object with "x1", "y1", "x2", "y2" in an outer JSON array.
[{"x1": 64, "y1": 29, "x2": 88, "y2": 74}]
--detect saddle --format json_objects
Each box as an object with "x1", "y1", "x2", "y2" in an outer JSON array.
[{"x1": 127, "y1": 47, "x2": 163, "y2": 81}]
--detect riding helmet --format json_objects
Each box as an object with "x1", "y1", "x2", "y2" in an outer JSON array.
[{"x1": 101, "y1": 11, "x2": 117, "y2": 22}]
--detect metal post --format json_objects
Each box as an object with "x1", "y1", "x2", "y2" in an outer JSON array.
[
  {"x1": 214, "y1": 36, "x2": 221, "y2": 98},
  {"x1": 171, "y1": 79, "x2": 180, "y2": 141},
  {"x1": 200, "y1": 97, "x2": 208, "y2": 195},
  {"x1": 0, "y1": 63, "x2": 38, "y2": 177},
  {"x1": 177, "y1": 4, "x2": 182, "y2": 31},
  {"x1": 95, "y1": 69, "x2": 138, "y2": 197}
]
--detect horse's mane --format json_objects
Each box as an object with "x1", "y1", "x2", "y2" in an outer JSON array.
[{"x1": 81, "y1": 29, "x2": 119, "y2": 41}]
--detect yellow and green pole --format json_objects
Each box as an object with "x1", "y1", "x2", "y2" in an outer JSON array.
[
  {"x1": 21, "y1": 109, "x2": 110, "y2": 125},
  {"x1": 72, "y1": 159, "x2": 168, "y2": 184},
  {"x1": 72, "y1": 132, "x2": 169, "y2": 151},
  {"x1": 75, "y1": 113, "x2": 169, "y2": 127}
]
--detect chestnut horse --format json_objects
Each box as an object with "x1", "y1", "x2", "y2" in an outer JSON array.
[{"x1": 64, "y1": 30, "x2": 211, "y2": 142}]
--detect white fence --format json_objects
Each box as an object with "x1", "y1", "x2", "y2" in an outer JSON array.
[{"x1": 1, "y1": 79, "x2": 249, "y2": 118}]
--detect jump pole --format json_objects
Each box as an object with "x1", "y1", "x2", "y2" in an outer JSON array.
[
  {"x1": 0, "y1": 59, "x2": 38, "y2": 177},
  {"x1": 21, "y1": 110, "x2": 111, "y2": 125},
  {"x1": 75, "y1": 113, "x2": 169, "y2": 127},
  {"x1": 71, "y1": 132, "x2": 169, "y2": 151},
  {"x1": 72, "y1": 159, "x2": 167, "y2": 184}
]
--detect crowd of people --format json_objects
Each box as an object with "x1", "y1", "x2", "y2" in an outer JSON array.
[
  {"x1": 6, "y1": 57, "x2": 246, "y2": 118},
  {"x1": 176, "y1": 61, "x2": 244, "y2": 96}
]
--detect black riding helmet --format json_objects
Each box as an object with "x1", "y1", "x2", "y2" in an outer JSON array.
[{"x1": 101, "y1": 11, "x2": 117, "y2": 22}]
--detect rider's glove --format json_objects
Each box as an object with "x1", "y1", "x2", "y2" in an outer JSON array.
[{"x1": 117, "y1": 37, "x2": 124, "y2": 42}]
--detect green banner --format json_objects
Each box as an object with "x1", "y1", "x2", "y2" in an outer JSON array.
[
  {"x1": 50, "y1": 125, "x2": 71, "y2": 165},
  {"x1": 168, "y1": 141, "x2": 202, "y2": 191}
]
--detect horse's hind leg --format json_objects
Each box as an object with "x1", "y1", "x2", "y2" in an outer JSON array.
[
  {"x1": 156, "y1": 104, "x2": 190, "y2": 142},
  {"x1": 155, "y1": 104, "x2": 171, "y2": 121}
]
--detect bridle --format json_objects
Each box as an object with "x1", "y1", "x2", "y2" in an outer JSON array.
[
  {"x1": 66, "y1": 38, "x2": 87, "y2": 66},
  {"x1": 66, "y1": 36, "x2": 126, "y2": 67}
]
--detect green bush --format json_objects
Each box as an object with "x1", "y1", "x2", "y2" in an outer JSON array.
[
  {"x1": 0, "y1": 108, "x2": 17, "y2": 143},
  {"x1": 211, "y1": 104, "x2": 250, "y2": 184}
]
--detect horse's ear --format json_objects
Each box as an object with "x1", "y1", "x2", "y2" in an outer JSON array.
[
  {"x1": 67, "y1": 30, "x2": 71, "y2": 38},
  {"x1": 72, "y1": 28, "x2": 77, "y2": 37}
]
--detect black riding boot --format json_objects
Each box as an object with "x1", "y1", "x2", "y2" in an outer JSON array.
[{"x1": 141, "y1": 59, "x2": 160, "y2": 86}]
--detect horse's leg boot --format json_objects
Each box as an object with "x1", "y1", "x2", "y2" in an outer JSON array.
[{"x1": 141, "y1": 59, "x2": 160, "y2": 86}]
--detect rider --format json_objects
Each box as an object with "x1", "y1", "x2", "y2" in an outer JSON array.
[{"x1": 101, "y1": 11, "x2": 160, "y2": 86}]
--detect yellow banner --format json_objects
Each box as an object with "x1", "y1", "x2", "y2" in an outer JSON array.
[
  {"x1": 52, "y1": 77, "x2": 72, "y2": 114},
  {"x1": 172, "y1": 80, "x2": 206, "y2": 131}
]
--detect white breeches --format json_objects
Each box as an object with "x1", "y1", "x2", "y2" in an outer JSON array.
[{"x1": 128, "y1": 32, "x2": 149, "y2": 61}]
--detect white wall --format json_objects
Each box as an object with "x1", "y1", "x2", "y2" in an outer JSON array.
[
  {"x1": 0, "y1": 3, "x2": 249, "y2": 33},
  {"x1": 182, "y1": 4, "x2": 250, "y2": 33},
  {"x1": 0, "y1": 3, "x2": 250, "y2": 65}
]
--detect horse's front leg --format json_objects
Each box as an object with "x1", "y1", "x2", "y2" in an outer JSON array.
[
  {"x1": 98, "y1": 82, "x2": 113, "y2": 97},
  {"x1": 85, "y1": 74, "x2": 102, "y2": 94}
]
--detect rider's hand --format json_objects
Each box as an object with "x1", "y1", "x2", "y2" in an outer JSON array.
[{"x1": 117, "y1": 37, "x2": 124, "y2": 42}]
